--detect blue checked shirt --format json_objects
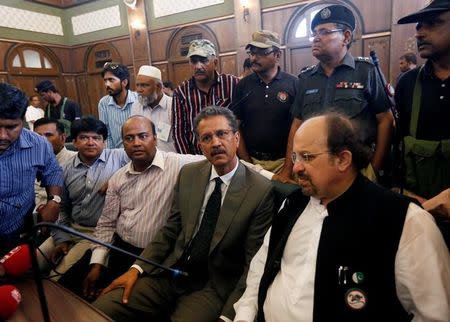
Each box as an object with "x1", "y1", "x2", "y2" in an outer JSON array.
[
  {"x1": 0, "y1": 129, "x2": 63, "y2": 236},
  {"x1": 53, "y1": 148, "x2": 129, "y2": 244},
  {"x1": 98, "y1": 90, "x2": 138, "y2": 149}
]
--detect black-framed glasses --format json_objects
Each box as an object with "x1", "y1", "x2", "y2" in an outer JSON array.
[
  {"x1": 291, "y1": 151, "x2": 330, "y2": 163},
  {"x1": 103, "y1": 62, "x2": 119, "y2": 69},
  {"x1": 246, "y1": 49, "x2": 275, "y2": 58},
  {"x1": 199, "y1": 129, "x2": 235, "y2": 144},
  {"x1": 310, "y1": 28, "x2": 343, "y2": 38}
]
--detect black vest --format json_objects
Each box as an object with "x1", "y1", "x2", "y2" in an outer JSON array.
[{"x1": 257, "y1": 175, "x2": 413, "y2": 322}]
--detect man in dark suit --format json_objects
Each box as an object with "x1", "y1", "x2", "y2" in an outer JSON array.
[{"x1": 93, "y1": 106, "x2": 275, "y2": 322}]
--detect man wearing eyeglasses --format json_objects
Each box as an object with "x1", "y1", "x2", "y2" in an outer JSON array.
[
  {"x1": 234, "y1": 113, "x2": 450, "y2": 322},
  {"x1": 37, "y1": 116, "x2": 129, "y2": 280},
  {"x1": 98, "y1": 62, "x2": 138, "y2": 149},
  {"x1": 172, "y1": 39, "x2": 239, "y2": 155},
  {"x1": 286, "y1": 5, "x2": 394, "y2": 182},
  {"x1": 94, "y1": 106, "x2": 274, "y2": 322},
  {"x1": 231, "y1": 31, "x2": 298, "y2": 184}
]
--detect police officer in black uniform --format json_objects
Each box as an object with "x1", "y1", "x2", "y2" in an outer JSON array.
[{"x1": 286, "y1": 4, "x2": 394, "y2": 181}]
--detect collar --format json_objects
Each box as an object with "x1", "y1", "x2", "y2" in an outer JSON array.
[
  {"x1": 108, "y1": 90, "x2": 135, "y2": 107},
  {"x1": 313, "y1": 52, "x2": 355, "y2": 75},
  {"x1": 56, "y1": 146, "x2": 68, "y2": 156},
  {"x1": 326, "y1": 173, "x2": 365, "y2": 215},
  {"x1": 209, "y1": 158, "x2": 239, "y2": 187},
  {"x1": 144, "y1": 93, "x2": 170, "y2": 111},
  {"x1": 255, "y1": 66, "x2": 282, "y2": 83},
  {"x1": 125, "y1": 148, "x2": 164, "y2": 174},
  {"x1": 74, "y1": 149, "x2": 107, "y2": 167},
  {"x1": 18, "y1": 129, "x2": 34, "y2": 149}
]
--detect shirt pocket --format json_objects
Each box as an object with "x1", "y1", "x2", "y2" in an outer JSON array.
[
  {"x1": 333, "y1": 89, "x2": 365, "y2": 118},
  {"x1": 302, "y1": 93, "x2": 322, "y2": 118}
]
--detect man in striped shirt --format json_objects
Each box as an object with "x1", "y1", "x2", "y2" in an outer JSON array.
[
  {"x1": 0, "y1": 83, "x2": 63, "y2": 256},
  {"x1": 81, "y1": 115, "x2": 204, "y2": 299},
  {"x1": 172, "y1": 39, "x2": 239, "y2": 155},
  {"x1": 98, "y1": 62, "x2": 138, "y2": 149}
]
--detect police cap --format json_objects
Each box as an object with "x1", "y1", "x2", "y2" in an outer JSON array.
[{"x1": 311, "y1": 5, "x2": 356, "y2": 31}]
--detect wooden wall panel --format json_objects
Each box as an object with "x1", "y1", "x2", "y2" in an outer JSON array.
[
  {"x1": 63, "y1": 76, "x2": 79, "y2": 105},
  {"x1": 363, "y1": 36, "x2": 391, "y2": 82},
  {"x1": 0, "y1": 42, "x2": 14, "y2": 71},
  {"x1": 149, "y1": 30, "x2": 173, "y2": 62},
  {"x1": 206, "y1": 19, "x2": 236, "y2": 52},
  {"x1": 290, "y1": 47, "x2": 317, "y2": 75},
  {"x1": 154, "y1": 63, "x2": 169, "y2": 82},
  {"x1": 220, "y1": 55, "x2": 237, "y2": 76},
  {"x1": 111, "y1": 39, "x2": 133, "y2": 66},
  {"x1": 75, "y1": 75, "x2": 92, "y2": 116},
  {"x1": 352, "y1": 0, "x2": 392, "y2": 33},
  {"x1": 262, "y1": 7, "x2": 298, "y2": 44}
]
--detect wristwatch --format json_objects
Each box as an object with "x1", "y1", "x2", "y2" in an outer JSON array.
[{"x1": 47, "y1": 195, "x2": 62, "y2": 204}]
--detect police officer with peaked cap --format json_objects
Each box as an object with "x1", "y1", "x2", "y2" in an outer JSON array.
[{"x1": 286, "y1": 4, "x2": 394, "y2": 182}]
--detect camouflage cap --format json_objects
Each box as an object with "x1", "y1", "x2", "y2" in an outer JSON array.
[
  {"x1": 246, "y1": 30, "x2": 281, "y2": 49},
  {"x1": 187, "y1": 39, "x2": 216, "y2": 58}
]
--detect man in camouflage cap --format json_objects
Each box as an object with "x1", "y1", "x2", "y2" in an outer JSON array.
[
  {"x1": 231, "y1": 30, "x2": 298, "y2": 184},
  {"x1": 172, "y1": 39, "x2": 239, "y2": 155},
  {"x1": 287, "y1": 4, "x2": 394, "y2": 182}
]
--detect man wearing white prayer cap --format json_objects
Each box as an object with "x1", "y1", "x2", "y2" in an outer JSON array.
[{"x1": 131, "y1": 65, "x2": 176, "y2": 152}]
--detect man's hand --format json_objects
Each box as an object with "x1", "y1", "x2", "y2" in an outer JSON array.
[
  {"x1": 50, "y1": 242, "x2": 70, "y2": 263},
  {"x1": 83, "y1": 264, "x2": 103, "y2": 300},
  {"x1": 101, "y1": 267, "x2": 140, "y2": 304},
  {"x1": 39, "y1": 201, "x2": 60, "y2": 222}
]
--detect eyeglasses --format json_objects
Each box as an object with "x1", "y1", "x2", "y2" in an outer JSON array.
[
  {"x1": 291, "y1": 151, "x2": 330, "y2": 163},
  {"x1": 77, "y1": 134, "x2": 104, "y2": 142},
  {"x1": 310, "y1": 28, "x2": 343, "y2": 38},
  {"x1": 246, "y1": 49, "x2": 275, "y2": 58},
  {"x1": 103, "y1": 62, "x2": 119, "y2": 69},
  {"x1": 199, "y1": 129, "x2": 235, "y2": 144}
]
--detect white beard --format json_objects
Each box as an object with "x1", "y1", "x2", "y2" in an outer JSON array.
[{"x1": 139, "y1": 92, "x2": 158, "y2": 107}]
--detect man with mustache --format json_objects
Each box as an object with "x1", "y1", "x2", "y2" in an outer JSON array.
[
  {"x1": 234, "y1": 113, "x2": 450, "y2": 322},
  {"x1": 172, "y1": 39, "x2": 239, "y2": 155},
  {"x1": 231, "y1": 30, "x2": 298, "y2": 183},
  {"x1": 131, "y1": 65, "x2": 176, "y2": 152},
  {"x1": 394, "y1": 0, "x2": 450, "y2": 224},
  {"x1": 286, "y1": 4, "x2": 394, "y2": 182},
  {"x1": 37, "y1": 117, "x2": 129, "y2": 280},
  {"x1": 98, "y1": 62, "x2": 138, "y2": 148},
  {"x1": 94, "y1": 106, "x2": 274, "y2": 322},
  {"x1": 0, "y1": 83, "x2": 63, "y2": 256}
]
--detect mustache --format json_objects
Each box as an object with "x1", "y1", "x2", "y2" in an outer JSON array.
[
  {"x1": 251, "y1": 62, "x2": 261, "y2": 67},
  {"x1": 417, "y1": 40, "x2": 431, "y2": 47},
  {"x1": 0, "y1": 140, "x2": 10, "y2": 145},
  {"x1": 211, "y1": 148, "x2": 226, "y2": 156}
]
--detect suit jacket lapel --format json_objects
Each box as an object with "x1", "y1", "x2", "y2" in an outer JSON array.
[
  {"x1": 210, "y1": 162, "x2": 249, "y2": 253},
  {"x1": 185, "y1": 161, "x2": 211, "y2": 244}
]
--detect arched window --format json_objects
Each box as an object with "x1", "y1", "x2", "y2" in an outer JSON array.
[
  {"x1": 283, "y1": 1, "x2": 363, "y2": 75},
  {"x1": 7, "y1": 45, "x2": 59, "y2": 76}
]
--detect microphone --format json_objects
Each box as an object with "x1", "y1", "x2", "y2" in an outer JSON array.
[
  {"x1": 0, "y1": 285, "x2": 22, "y2": 320},
  {"x1": 228, "y1": 90, "x2": 253, "y2": 111},
  {"x1": 0, "y1": 244, "x2": 32, "y2": 278},
  {"x1": 33, "y1": 222, "x2": 188, "y2": 277}
]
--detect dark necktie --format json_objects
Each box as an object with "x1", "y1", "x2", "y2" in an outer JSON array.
[{"x1": 185, "y1": 177, "x2": 223, "y2": 272}]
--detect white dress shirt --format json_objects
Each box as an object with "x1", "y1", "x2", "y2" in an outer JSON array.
[
  {"x1": 131, "y1": 94, "x2": 176, "y2": 153},
  {"x1": 233, "y1": 201, "x2": 450, "y2": 322}
]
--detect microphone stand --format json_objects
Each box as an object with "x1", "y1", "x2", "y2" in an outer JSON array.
[
  {"x1": 26, "y1": 233, "x2": 51, "y2": 322},
  {"x1": 33, "y1": 222, "x2": 188, "y2": 278}
]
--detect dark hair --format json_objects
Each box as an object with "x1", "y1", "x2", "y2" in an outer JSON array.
[
  {"x1": 101, "y1": 63, "x2": 130, "y2": 90},
  {"x1": 399, "y1": 52, "x2": 417, "y2": 65},
  {"x1": 35, "y1": 80, "x2": 58, "y2": 93},
  {"x1": 194, "y1": 106, "x2": 238, "y2": 137},
  {"x1": 335, "y1": 23, "x2": 353, "y2": 49},
  {"x1": 0, "y1": 83, "x2": 28, "y2": 119},
  {"x1": 162, "y1": 81, "x2": 174, "y2": 90},
  {"x1": 71, "y1": 116, "x2": 108, "y2": 140},
  {"x1": 29, "y1": 94, "x2": 40, "y2": 102},
  {"x1": 324, "y1": 113, "x2": 371, "y2": 170},
  {"x1": 34, "y1": 118, "x2": 65, "y2": 134},
  {"x1": 243, "y1": 58, "x2": 252, "y2": 70},
  {"x1": 122, "y1": 115, "x2": 156, "y2": 137}
]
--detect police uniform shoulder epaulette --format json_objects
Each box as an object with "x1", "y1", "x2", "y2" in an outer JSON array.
[
  {"x1": 355, "y1": 56, "x2": 373, "y2": 64},
  {"x1": 298, "y1": 65, "x2": 315, "y2": 76}
]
